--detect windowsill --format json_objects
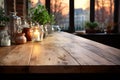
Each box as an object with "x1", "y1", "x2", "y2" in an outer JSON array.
[
  {"x1": 74, "y1": 30, "x2": 120, "y2": 35},
  {"x1": 74, "y1": 31, "x2": 120, "y2": 49}
]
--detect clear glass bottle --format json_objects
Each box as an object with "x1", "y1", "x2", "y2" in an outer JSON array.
[
  {"x1": 48, "y1": 25, "x2": 54, "y2": 34},
  {"x1": 8, "y1": 12, "x2": 21, "y2": 44},
  {"x1": 40, "y1": 25, "x2": 44, "y2": 41},
  {"x1": 43, "y1": 25, "x2": 48, "y2": 38}
]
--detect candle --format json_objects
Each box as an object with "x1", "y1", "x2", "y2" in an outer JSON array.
[{"x1": 33, "y1": 29, "x2": 40, "y2": 41}]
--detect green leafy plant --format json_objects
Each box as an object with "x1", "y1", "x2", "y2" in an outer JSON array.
[
  {"x1": 29, "y1": 4, "x2": 50, "y2": 25},
  {"x1": 85, "y1": 21, "x2": 99, "y2": 29},
  {"x1": 0, "y1": 7, "x2": 9, "y2": 27},
  {"x1": 49, "y1": 14, "x2": 55, "y2": 25}
]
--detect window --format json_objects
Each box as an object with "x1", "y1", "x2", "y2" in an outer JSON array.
[
  {"x1": 74, "y1": 0, "x2": 90, "y2": 31},
  {"x1": 28, "y1": 0, "x2": 45, "y2": 8},
  {"x1": 27, "y1": 0, "x2": 118, "y2": 33},
  {"x1": 40, "y1": 0, "x2": 45, "y2": 5},
  {"x1": 95, "y1": 0, "x2": 114, "y2": 30},
  {"x1": 50, "y1": 0, "x2": 69, "y2": 31}
]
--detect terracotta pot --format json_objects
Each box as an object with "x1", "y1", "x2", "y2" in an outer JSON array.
[
  {"x1": 22, "y1": 28, "x2": 32, "y2": 41},
  {"x1": 15, "y1": 33, "x2": 27, "y2": 44},
  {"x1": 85, "y1": 29, "x2": 97, "y2": 33}
]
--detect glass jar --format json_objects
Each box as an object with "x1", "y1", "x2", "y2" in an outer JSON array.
[
  {"x1": 1, "y1": 35, "x2": 11, "y2": 47},
  {"x1": 0, "y1": 29, "x2": 9, "y2": 46},
  {"x1": 43, "y1": 25, "x2": 48, "y2": 38},
  {"x1": 40, "y1": 25, "x2": 44, "y2": 41},
  {"x1": 8, "y1": 12, "x2": 21, "y2": 44},
  {"x1": 48, "y1": 25, "x2": 54, "y2": 34},
  {"x1": 32, "y1": 27, "x2": 41, "y2": 42},
  {"x1": 31, "y1": 24, "x2": 44, "y2": 42},
  {"x1": 22, "y1": 28, "x2": 32, "y2": 41}
]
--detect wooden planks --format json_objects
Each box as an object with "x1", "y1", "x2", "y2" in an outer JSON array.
[
  {"x1": 0, "y1": 42, "x2": 33, "y2": 65},
  {"x1": 54, "y1": 32, "x2": 116, "y2": 65},
  {"x1": 54, "y1": 32, "x2": 120, "y2": 65},
  {"x1": 29, "y1": 40, "x2": 79, "y2": 65},
  {"x1": 0, "y1": 32, "x2": 120, "y2": 66}
]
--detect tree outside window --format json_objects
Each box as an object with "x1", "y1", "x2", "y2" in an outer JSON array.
[{"x1": 95, "y1": 0, "x2": 114, "y2": 32}]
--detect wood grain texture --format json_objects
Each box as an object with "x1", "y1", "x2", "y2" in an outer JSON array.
[
  {"x1": 0, "y1": 32, "x2": 120, "y2": 66},
  {"x1": 0, "y1": 42, "x2": 33, "y2": 65},
  {"x1": 59, "y1": 32, "x2": 120, "y2": 65}
]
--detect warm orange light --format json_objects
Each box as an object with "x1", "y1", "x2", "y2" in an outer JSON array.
[
  {"x1": 74, "y1": 0, "x2": 90, "y2": 9},
  {"x1": 30, "y1": 0, "x2": 39, "y2": 7},
  {"x1": 30, "y1": 0, "x2": 45, "y2": 7},
  {"x1": 61, "y1": 0, "x2": 90, "y2": 15},
  {"x1": 33, "y1": 27, "x2": 40, "y2": 41},
  {"x1": 95, "y1": 0, "x2": 114, "y2": 15},
  {"x1": 30, "y1": 0, "x2": 38, "y2": 4}
]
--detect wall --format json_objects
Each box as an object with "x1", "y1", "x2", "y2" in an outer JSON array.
[
  {"x1": 5, "y1": 0, "x2": 27, "y2": 18},
  {"x1": 119, "y1": 0, "x2": 120, "y2": 33}
]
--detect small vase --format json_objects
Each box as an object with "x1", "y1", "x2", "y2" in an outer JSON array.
[
  {"x1": 43, "y1": 25, "x2": 48, "y2": 38},
  {"x1": 48, "y1": 25, "x2": 54, "y2": 34},
  {"x1": 22, "y1": 28, "x2": 32, "y2": 41},
  {"x1": 15, "y1": 33, "x2": 27, "y2": 44}
]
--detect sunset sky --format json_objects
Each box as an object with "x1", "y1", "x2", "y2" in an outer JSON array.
[
  {"x1": 74, "y1": 0, "x2": 89, "y2": 9},
  {"x1": 31, "y1": 0, "x2": 89, "y2": 9},
  {"x1": 30, "y1": 0, "x2": 90, "y2": 15}
]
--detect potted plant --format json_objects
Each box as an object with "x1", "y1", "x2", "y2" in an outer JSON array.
[
  {"x1": 0, "y1": 7, "x2": 9, "y2": 30},
  {"x1": 29, "y1": 4, "x2": 51, "y2": 38},
  {"x1": 29, "y1": 4, "x2": 50, "y2": 25},
  {"x1": 85, "y1": 21, "x2": 99, "y2": 33}
]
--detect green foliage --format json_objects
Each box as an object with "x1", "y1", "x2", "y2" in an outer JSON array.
[
  {"x1": 29, "y1": 4, "x2": 51, "y2": 25},
  {"x1": 49, "y1": 14, "x2": 55, "y2": 25},
  {"x1": 0, "y1": 7, "x2": 9, "y2": 27},
  {"x1": 85, "y1": 21, "x2": 99, "y2": 29}
]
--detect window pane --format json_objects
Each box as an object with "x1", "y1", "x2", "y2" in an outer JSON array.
[
  {"x1": 74, "y1": 0, "x2": 90, "y2": 31},
  {"x1": 50, "y1": 0, "x2": 69, "y2": 31},
  {"x1": 40, "y1": 0, "x2": 45, "y2": 5},
  {"x1": 29, "y1": 0, "x2": 45, "y2": 8},
  {"x1": 95, "y1": 0, "x2": 114, "y2": 31}
]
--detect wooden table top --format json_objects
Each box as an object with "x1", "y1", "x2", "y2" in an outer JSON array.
[{"x1": 0, "y1": 32, "x2": 120, "y2": 73}]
